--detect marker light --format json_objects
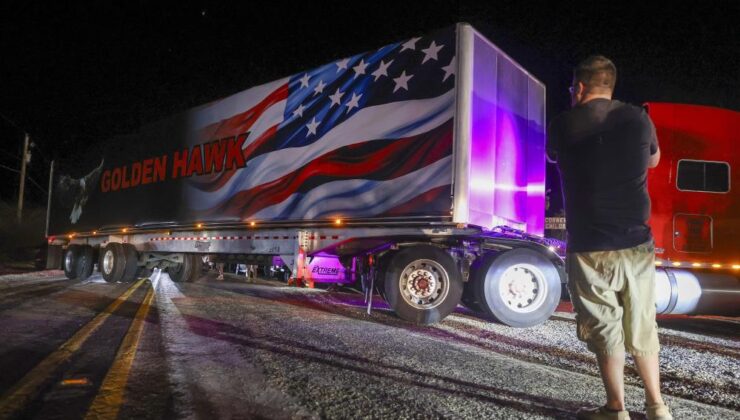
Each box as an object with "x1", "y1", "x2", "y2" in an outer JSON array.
[
  {"x1": 692, "y1": 262, "x2": 702, "y2": 267},
  {"x1": 250, "y1": 221, "x2": 256, "y2": 227},
  {"x1": 92, "y1": 231, "x2": 97, "y2": 235},
  {"x1": 655, "y1": 261, "x2": 663, "y2": 266},
  {"x1": 732, "y1": 264, "x2": 740, "y2": 270},
  {"x1": 196, "y1": 223, "x2": 203, "y2": 228},
  {"x1": 68, "y1": 233, "x2": 75, "y2": 239},
  {"x1": 712, "y1": 263, "x2": 722, "y2": 269},
  {"x1": 335, "y1": 218, "x2": 342, "y2": 226},
  {"x1": 672, "y1": 262, "x2": 682, "y2": 267},
  {"x1": 122, "y1": 228, "x2": 128, "y2": 233},
  {"x1": 548, "y1": 246, "x2": 556, "y2": 252}
]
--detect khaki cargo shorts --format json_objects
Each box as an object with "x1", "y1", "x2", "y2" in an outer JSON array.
[{"x1": 567, "y1": 240, "x2": 660, "y2": 356}]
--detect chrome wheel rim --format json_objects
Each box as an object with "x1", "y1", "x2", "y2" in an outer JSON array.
[
  {"x1": 498, "y1": 263, "x2": 547, "y2": 313},
  {"x1": 103, "y1": 249, "x2": 115, "y2": 275},
  {"x1": 399, "y1": 259, "x2": 450, "y2": 310},
  {"x1": 64, "y1": 250, "x2": 74, "y2": 272}
]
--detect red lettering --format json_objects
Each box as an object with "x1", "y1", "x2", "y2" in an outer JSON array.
[
  {"x1": 154, "y1": 155, "x2": 167, "y2": 182},
  {"x1": 111, "y1": 168, "x2": 122, "y2": 191},
  {"x1": 225, "y1": 133, "x2": 247, "y2": 170},
  {"x1": 187, "y1": 145, "x2": 204, "y2": 176},
  {"x1": 121, "y1": 166, "x2": 130, "y2": 189},
  {"x1": 172, "y1": 149, "x2": 188, "y2": 179},
  {"x1": 141, "y1": 158, "x2": 153, "y2": 185},
  {"x1": 204, "y1": 140, "x2": 227, "y2": 173},
  {"x1": 130, "y1": 162, "x2": 141, "y2": 187},
  {"x1": 101, "y1": 170, "x2": 110, "y2": 192}
]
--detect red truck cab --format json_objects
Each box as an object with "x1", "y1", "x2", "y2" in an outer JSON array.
[{"x1": 646, "y1": 102, "x2": 739, "y2": 270}]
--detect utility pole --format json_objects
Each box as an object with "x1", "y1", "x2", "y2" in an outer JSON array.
[{"x1": 17, "y1": 133, "x2": 30, "y2": 223}]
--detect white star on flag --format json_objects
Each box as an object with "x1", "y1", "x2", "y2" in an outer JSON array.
[
  {"x1": 336, "y1": 58, "x2": 350, "y2": 72},
  {"x1": 329, "y1": 88, "x2": 345, "y2": 106},
  {"x1": 299, "y1": 73, "x2": 310, "y2": 88},
  {"x1": 293, "y1": 103, "x2": 305, "y2": 118},
  {"x1": 345, "y1": 92, "x2": 362, "y2": 112},
  {"x1": 421, "y1": 41, "x2": 444, "y2": 64},
  {"x1": 306, "y1": 118, "x2": 319, "y2": 135},
  {"x1": 400, "y1": 37, "x2": 421, "y2": 52},
  {"x1": 313, "y1": 79, "x2": 326, "y2": 96},
  {"x1": 441, "y1": 57, "x2": 455, "y2": 82},
  {"x1": 371, "y1": 59, "x2": 393, "y2": 81},
  {"x1": 352, "y1": 59, "x2": 368, "y2": 78},
  {"x1": 393, "y1": 71, "x2": 413, "y2": 93}
]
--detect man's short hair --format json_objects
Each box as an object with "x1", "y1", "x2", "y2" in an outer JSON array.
[{"x1": 574, "y1": 55, "x2": 617, "y2": 92}]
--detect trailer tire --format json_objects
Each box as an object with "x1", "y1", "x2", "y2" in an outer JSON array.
[
  {"x1": 473, "y1": 248, "x2": 561, "y2": 328},
  {"x1": 75, "y1": 246, "x2": 95, "y2": 281},
  {"x1": 383, "y1": 245, "x2": 462, "y2": 325},
  {"x1": 120, "y1": 243, "x2": 140, "y2": 283},
  {"x1": 100, "y1": 243, "x2": 127, "y2": 283},
  {"x1": 63, "y1": 245, "x2": 80, "y2": 279},
  {"x1": 168, "y1": 254, "x2": 202, "y2": 283}
]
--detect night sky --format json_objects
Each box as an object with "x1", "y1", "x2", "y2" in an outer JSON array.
[{"x1": 1, "y1": 0, "x2": 738, "y2": 206}]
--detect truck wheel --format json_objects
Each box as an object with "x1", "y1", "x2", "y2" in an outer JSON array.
[
  {"x1": 119, "y1": 243, "x2": 140, "y2": 283},
  {"x1": 473, "y1": 248, "x2": 561, "y2": 328},
  {"x1": 75, "y1": 246, "x2": 95, "y2": 281},
  {"x1": 168, "y1": 254, "x2": 202, "y2": 283},
  {"x1": 63, "y1": 245, "x2": 80, "y2": 279},
  {"x1": 383, "y1": 245, "x2": 462, "y2": 325},
  {"x1": 100, "y1": 243, "x2": 127, "y2": 283}
]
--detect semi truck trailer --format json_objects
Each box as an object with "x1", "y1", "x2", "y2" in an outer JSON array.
[{"x1": 48, "y1": 23, "x2": 565, "y2": 327}]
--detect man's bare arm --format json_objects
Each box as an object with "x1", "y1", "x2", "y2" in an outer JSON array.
[{"x1": 648, "y1": 146, "x2": 660, "y2": 168}]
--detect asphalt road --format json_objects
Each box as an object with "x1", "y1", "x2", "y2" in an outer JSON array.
[{"x1": 0, "y1": 269, "x2": 738, "y2": 419}]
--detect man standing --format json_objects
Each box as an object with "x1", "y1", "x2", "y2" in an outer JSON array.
[{"x1": 547, "y1": 56, "x2": 671, "y2": 420}]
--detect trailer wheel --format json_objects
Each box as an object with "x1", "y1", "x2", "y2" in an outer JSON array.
[
  {"x1": 75, "y1": 246, "x2": 95, "y2": 281},
  {"x1": 63, "y1": 245, "x2": 80, "y2": 279},
  {"x1": 383, "y1": 245, "x2": 462, "y2": 325},
  {"x1": 473, "y1": 248, "x2": 561, "y2": 328},
  {"x1": 119, "y1": 243, "x2": 140, "y2": 283},
  {"x1": 100, "y1": 243, "x2": 127, "y2": 283},
  {"x1": 168, "y1": 254, "x2": 202, "y2": 283}
]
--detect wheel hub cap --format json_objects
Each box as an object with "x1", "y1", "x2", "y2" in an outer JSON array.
[
  {"x1": 498, "y1": 263, "x2": 547, "y2": 314},
  {"x1": 399, "y1": 259, "x2": 449, "y2": 309},
  {"x1": 103, "y1": 250, "x2": 115, "y2": 275}
]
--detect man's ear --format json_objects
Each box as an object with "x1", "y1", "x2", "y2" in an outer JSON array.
[{"x1": 576, "y1": 81, "x2": 586, "y2": 96}]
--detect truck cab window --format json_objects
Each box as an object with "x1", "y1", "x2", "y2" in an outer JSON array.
[{"x1": 676, "y1": 160, "x2": 730, "y2": 193}]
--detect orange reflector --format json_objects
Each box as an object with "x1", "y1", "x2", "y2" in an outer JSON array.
[{"x1": 61, "y1": 377, "x2": 91, "y2": 386}]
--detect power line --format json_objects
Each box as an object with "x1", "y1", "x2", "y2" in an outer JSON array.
[
  {"x1": 0, "y1": 163, "x2": 48, "y2": 194},
  {"x1": 0, "y1": 110, "x2": 27, "y2": 134}
]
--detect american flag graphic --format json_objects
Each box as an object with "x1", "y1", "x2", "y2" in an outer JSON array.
[{"x1": 185, "y1": 27, "x2": 456, "y2": 221}]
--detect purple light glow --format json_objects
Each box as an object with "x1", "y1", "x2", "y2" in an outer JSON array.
[{"x1": 467, "y1": 32, "x2": 545, "y2": 235}]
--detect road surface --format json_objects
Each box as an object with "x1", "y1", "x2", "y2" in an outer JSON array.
[{"x1": 0, "y1": 269, "x2": 738, "y2": 419}]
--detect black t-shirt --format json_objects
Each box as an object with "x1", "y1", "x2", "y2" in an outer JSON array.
[{"x1": 547, "y1": 98, "x2": 658, "y2": 252}]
